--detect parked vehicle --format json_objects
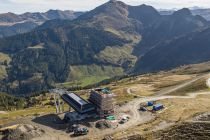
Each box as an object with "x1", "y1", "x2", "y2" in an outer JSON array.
[
  {"x1": 66, "y1": 124, "x2": 79, "y2": 133},
  {"x1": 119, "y1": 116, "x2": 129, "y2": 124},
  {"x1": 73, "y1": 127, "x2": 89, "y2": 136},
  {"x1": 140, "y1": 106, "x2": 148, "y2": 111}
]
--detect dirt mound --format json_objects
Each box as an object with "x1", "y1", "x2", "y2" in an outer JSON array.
[
  {"x1": 155, "y1": 122, "x2": 210, "y2": 140},
  {"x1": 1, "y1": 124, "x2": 44, "y2": 140},
  {"x1": 95, "y1": 120, "x2": 111, "y2": 129}
]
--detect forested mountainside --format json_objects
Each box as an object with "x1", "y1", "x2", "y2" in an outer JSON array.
[
  {"x1": 0, "y1": 0, "x2": 210, "y2": 95},
  {"x1": 0, "y1": 26, "x2": 127, "y2": 95},
  {"x1": 0, "y1": 10, "x2": 84, "y2": 38},
  {"x1": 134, "y1": 28, "x2": 210, "y2": 73}
]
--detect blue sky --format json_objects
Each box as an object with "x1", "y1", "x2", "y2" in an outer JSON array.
[{"x1": 0, "y1": 0, "x2": 210, "y2": 14}]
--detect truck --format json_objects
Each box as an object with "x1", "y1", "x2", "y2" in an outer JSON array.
[{"x1": 73, "y1": 127, "x2": 89, "y2": 136}]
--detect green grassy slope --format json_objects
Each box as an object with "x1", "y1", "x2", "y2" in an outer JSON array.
[{"x1": 57, "y1": 64, "x2": 124, "y2": 88}]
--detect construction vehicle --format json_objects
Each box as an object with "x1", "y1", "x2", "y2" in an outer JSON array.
[{"x1": 73, "y1": 127, "x2": 89, "y2": 136}]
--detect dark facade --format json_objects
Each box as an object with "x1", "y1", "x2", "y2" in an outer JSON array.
[{"x1": 61, "y1": 93, "x2": 95, "y2": 114}]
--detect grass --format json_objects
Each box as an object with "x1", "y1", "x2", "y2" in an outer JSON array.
[
  {"x1": 80, "y1": 76, "x2": 109, "y2": 87},
  {"x1": 0, "y1": 65, "x2": 7, "y2": 80},
  {"x1": 104, "y1": 27, "x2": 141, "y2": 44},
  {"x1": 0, "y1": 103, "x2": 71, "y2": 126},
  {"x1": 112, "y1": 88, "x2": 135, "y2": 105},
  {"x1": 0, "y1": 52, "x2": 11, "y2": 63},
  {"x1": 57, "y1": 64, "x2": 124, "y2": 88},
  {"x1": 95, "y1": 45, "x2": 137, "y2": 67},
  {"x1": 58, "y1": 76, "x2": 109, "y2": 88},
  {"x1": 0, "y1": 106, "x2": 55, "y2": 125},
  {"x1": 105, "y1": 74, "x2": 195, "y2": 97},
  {"x1": 168, "y1": 78, "x2": 209, "y2": 96}
]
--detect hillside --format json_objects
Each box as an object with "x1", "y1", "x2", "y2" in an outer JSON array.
[
  {"x1": 0, "y1": 26, "x2": 127, "y2": 95},
  {"x1": 0, "y1": 0, "x2": 139, "y2": 95},
  {"x1": 134, "y1": 8, "x2": 209, "y2": 56},
  {"x1": 134, "y1": 27, "x2": 210, "y2": 73}
]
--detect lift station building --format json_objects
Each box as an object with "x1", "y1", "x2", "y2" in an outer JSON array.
[
  {"x1": 61, "y1": 93, "x2": 95, "y2": 114},
  {"x1": 51, "y1": 88, "x2": 115, "y2": 119}
]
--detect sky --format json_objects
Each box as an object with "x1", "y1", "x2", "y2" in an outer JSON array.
[{"x1": 0, "y1": 0, "x2": 210, "y2": 14}]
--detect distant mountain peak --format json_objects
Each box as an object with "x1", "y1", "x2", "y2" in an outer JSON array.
[
  {"x1": 139, "y1": 4, "x2": 153, "y2": 8},
  {"x1": 173, "y1": 8, "x2": 192, "y2": 16},
  {"x1": 109, "y1": 0, "x2": 117, "y2": 3},
  {"x1": 78, "y1": 0, "x2": 129, "y2": 27},
  {"x1": 106, "y1": 0, "x2": 127, "y2": 8},
  {"x1": 128, "y1": 4, "x2": 160, "y2": 25}
]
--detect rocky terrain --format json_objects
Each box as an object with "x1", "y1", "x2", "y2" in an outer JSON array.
[
  {"x1": 155, "y1": 122, "x2": 210, "y2": 140},
  {"x1": 0, "y1": 124, "x2": 44, "y2": 140}
]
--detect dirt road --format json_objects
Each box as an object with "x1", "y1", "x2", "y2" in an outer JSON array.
[
  {"x1": 206, "y1": 78, "x2": 210, "y2": 88},
  {"x1": 127, "y1": 73, "x2": 210, "y2": 97}
]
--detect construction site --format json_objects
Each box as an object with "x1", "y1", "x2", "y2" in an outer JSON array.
[
  {"x1": 51, "y1": 87, "x2": 116, "y2": 119},
  {"x1": 1, "y1": 63, "x2": 210, "y2": 140},
  {"x1": 47, "y1": 88, "x2": 123, "y2": 136}
]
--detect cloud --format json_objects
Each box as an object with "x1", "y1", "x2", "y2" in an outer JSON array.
[{"x1": 0, "y1": 0, "x2": 210, "y2": 14}]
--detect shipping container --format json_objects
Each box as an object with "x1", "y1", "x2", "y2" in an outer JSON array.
[
  {"x1": 153, "y1": 103, "x2": 164, "y2": 111},
  {"x1": 147, "y1": 101, "x2": 154, "y2": 106}
]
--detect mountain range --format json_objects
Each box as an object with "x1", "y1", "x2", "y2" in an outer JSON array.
[
  {"x1": 159, "y1": 8, "x2": 210, "y2": 21},
  {"x1": 0, "y1": 10, "x2": 83, "y2": 38},
  {"x1": 0, "y1": 0, "x2": 210, "y2": 95}
]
